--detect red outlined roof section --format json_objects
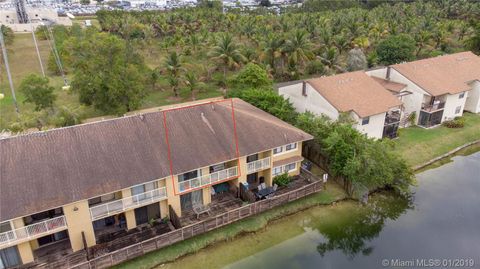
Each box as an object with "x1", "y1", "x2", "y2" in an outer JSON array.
[{"x1": 162, "y1": 99, "x2": 240, "y2": 195}]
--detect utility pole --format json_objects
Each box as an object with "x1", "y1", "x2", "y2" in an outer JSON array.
[{"x1": 0, "y1": 29, "x2": 20, "y2": 116}]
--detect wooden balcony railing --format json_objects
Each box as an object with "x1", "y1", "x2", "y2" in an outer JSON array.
[
  {"x1": 178, "y1": 166, "x2": 238, "y2": 193},
  {"x1": 0, "y1": 216, "x2": 67, "y2": 247},
  {"x1": 89, "y1": 187, "x2": 167, "y2": 221},
  {"x1": 246, "y1": 157, "x2": 271, "y2": 174}
]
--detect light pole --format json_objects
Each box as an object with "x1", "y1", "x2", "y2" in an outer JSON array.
[{"x1": 0, "y1": 29, "x2": 20, "y2": 116}]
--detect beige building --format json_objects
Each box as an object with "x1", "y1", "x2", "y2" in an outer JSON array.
[
  {"x1": 0, "y1": 98, "x2": 312, "y2": 268},
  {"x1": 278, "y1": 71, "x2": 403, "y2": 139},
  {"x1": 0, "y1": 7, "x2": 72, "y2": 32},
  {"x1": 367, "y1": 51, "x2": 480, "y2": 127}
]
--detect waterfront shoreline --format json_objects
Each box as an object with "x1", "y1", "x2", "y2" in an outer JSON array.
[
  {"x1": 413, "y1": 141, "x2": 480, "y2": 172},
  {"x1": 115, "y1": 142, "x2": 480, "y2": 269}
]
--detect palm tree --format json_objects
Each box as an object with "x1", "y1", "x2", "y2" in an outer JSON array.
[
  {"x1": 164, "y1": 51, "x2": 184, "y2": 97},
  {"x1": 261, "y1": 34, "x2": 284, "y2": 75},
  {"x1": 284, "y1": 30, "x2": 314, "y2": 71},
  {"x1": 208, "y1": 33, "x2": 246, "y2": 85},
  {"x1": 465, "y1": 23, "x2": 480, "y2": 54},
  {"x1": 184, "y1": 71, "x2": 204, "y2": 101},
  {"x1": 414, "y1": 31, "x2": 431, "y2": 57}
]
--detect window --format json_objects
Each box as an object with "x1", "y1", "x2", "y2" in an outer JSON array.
[
  {"x1": 285, "y1": 163, "x2": 296, "y2": 172},
  {"x1": 362, "y1": 117, "x2": 370, "y2": 125},
  {"x1": 272, "y1": 166, "x2": 283, "y2": 176},
  {"x1": 0, "y1": 246, "x2": 21, "y2": 268},
  {"x1": 0, "y1": 221, "x2": 12, "y2": 233},
  {"x1": 455, "y1": 106, "x2": 462, "y2": 114},
  {"x1": 273, "y1": 146, "x2": 283, "y2": 155},
  {"x1": 274, "y1": 143, "x2": 298, "y2": 155},
  {"x1": 285, "y1": 143, "x2": 297, "y2": 151},
  {"x1": 459, "y1": 92, "x2": 465, "y2": 99},
  {"x1": 132, "y1": 181, "x2": 158, "y2": 195},
  {"x1": 178, "y1": 170, "x2": 199, "y2": 182}
]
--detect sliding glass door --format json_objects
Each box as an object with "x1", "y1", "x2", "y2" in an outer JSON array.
[{"x1": 0, "y1": 246, "x2": 21, "y2": 269}]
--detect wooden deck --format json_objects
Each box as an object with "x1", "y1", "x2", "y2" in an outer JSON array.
[{"x1": 180, "y1": 192, "x2": 244, "y2": 227}]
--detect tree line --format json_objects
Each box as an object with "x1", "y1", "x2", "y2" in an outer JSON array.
[{"x1": 7, "y1": 0, "x2": 480, "y2": 130}]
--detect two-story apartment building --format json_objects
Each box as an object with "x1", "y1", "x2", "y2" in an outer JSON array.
[
  {"x1": 278, "y1": 71, "x2": 403, "y2": 139},
  {"x1": 0, "y1": 98, "x2": 312, "y2": 268},
  {"x1": 367, "y1": 51, "x2": 480, "y2": 128}
]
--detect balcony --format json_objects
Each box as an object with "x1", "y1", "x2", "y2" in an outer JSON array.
[
  {"x1": 384, "y1": 111, "x2": 401, "y2": 125},
  {"x1": 421, "y1": 101, "x2": 445, "y2": 112},
  {"x1": 0, "y1": 216, "x2": 67, "y2": 247},
  {"x1": 246, "y1": 157, "x2": 271, "y2": 174},
  {"x1": 89, "y1": 187, "x2": 167, "y2": 221},
  {"x1": 178, "y1": 166, "x2": 238, "y2": 193}
]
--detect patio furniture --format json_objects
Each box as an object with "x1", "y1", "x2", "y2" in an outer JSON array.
[
  {"x1": 193, "y1": 204, "x2": 211, "y2": 219},
  {"x1": 255, "y1": 187, "x2": 275, "y2": 200}
]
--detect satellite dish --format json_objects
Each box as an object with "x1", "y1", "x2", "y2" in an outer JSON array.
[{"x1": 66, "y1": 12, "x2": 75, "y2": 19}]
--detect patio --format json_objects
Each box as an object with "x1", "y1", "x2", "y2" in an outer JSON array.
[{"x1": 180, "y1": 192, "x2": 244, "y2": 227}]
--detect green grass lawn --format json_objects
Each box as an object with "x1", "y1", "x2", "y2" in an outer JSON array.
[{"x1": 394, "y1": 112, "x2": 480, "y2": 167}]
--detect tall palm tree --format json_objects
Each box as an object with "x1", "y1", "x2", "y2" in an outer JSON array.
[
  {"x1": 284, "y1": 30, "x2": 314, "y2": 71},
  {"x1": 465, "y1": 23, "x2": 480, "y2": 54},
  {"x1": 164, "y1": 51, "x2": 184, "y2": 97},
  {"x1": 208, "y1": 33, "x2": 246, "y2": 84},
  {"x1": 261, "y1": 34, "x2": 284, "y2": 75}
]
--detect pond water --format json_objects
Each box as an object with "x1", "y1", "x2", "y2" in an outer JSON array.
[{"x1": 161, "y1": 152, "x2": 480, "y2": 269}]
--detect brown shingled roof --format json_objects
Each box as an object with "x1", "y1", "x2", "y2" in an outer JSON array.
[
  {"x1": 306, "y1": 71, "x2": 403, "y2": 118},
  {"x1": 392, "y1": 51, "x2": 480, "y2": 96},
  {"x1": 0, "y1": 98, "x2": 313, "y2": 221},
  {"x1": 371, "y1": 77, "x2": 407, "y2": 93}
]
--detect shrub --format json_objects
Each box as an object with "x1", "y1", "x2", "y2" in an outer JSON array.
[
  {"x1": 442, "y1": 116, "x2": 465, "y2": 128},
  {"x1": 306, "y1": 60, "x2": 325, "y2": 75},
  {"x1": 230, "y1": 63, "x2": 272, "y2": 90},
  {"x1": 52, "y1": 106, "x2": 82, "y2": 127},
  {"x1": 376, "y1": 34, "x2": 415, "y2": 65},
  {"x1": 273, "y1": 173, "x2": 291, "y2": 187}
]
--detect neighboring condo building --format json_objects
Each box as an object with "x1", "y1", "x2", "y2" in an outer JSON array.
[
  {"x1": 279, "y1": 51, "x2": 480, "y2": 138},
  {"x1": 278, "y1": 71, "x2": 403, "y2": 139},
  {"x1": 0, "y1": 98, "x2": 312, "y2": 267},
  {"x1": 367, "y1": 51, "x2": 480, "y2": 127}
]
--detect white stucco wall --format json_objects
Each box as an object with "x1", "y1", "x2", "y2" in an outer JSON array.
[
  {"x1": 279, "y1": 83, "x2": 340, "y2": 119},
  {"x1": 464, "y1": 81, "x2": 480, "y2": 113},
  {"x1": 279, "y1": 82, "x2": 387, "y2": 139},
  {"x1": 351, "y1": 112, "x2": 387, "y2": 139},
  {"x1": 365, "y1": 67, "x2": 388, "y2": 79},
  {"x1": 443, "y1": 92, "x2": 468, "y2": 120},
  {"x1": 382, "y1": 69, "x2": 433, "y2": 125}
]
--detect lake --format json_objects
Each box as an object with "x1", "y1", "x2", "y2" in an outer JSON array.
[{"x1": 160, "y1": 152, "x2": 480, "y2": 269}]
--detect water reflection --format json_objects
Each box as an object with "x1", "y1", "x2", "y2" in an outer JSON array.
[
  {"x1": 158, "y1": 152, "x2": 479, "y2": 269},
  {"x1": 314, "y1": 193, "x2": 413, "y2": 259}
]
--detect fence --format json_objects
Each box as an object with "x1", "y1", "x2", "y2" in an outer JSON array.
[{"x1": 70, "y1": 180, "x2": 323, "y2": 269}]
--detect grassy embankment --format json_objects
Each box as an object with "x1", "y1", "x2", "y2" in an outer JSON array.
[
  {"x1": 394, "y1": 112, "x2": 480, "y2": 167},
  {"x1": 113, "y1": 167, "x2": 347, "y2": 269}
]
